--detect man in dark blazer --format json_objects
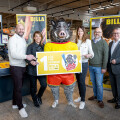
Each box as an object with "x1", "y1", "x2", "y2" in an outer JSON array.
[{"x1": 107, "y1": 27, "x2": 120, "y2": 109}]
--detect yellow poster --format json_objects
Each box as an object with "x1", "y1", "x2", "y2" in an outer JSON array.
[
  {"x1": 16, "y1": 14, "x2": 47, "y2": 45},
  {"x1": 0, "y1": 62, "x2": 10, "y2": 69},
  {"x1": 37, "y1": 50, "x2": 82, "y2": 75}
]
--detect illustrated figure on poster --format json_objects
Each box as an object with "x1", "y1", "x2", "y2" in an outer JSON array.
[
  {"x1": 17, "y1": 16, "x2": 46, "y2": 44},
  {"x1": 92, "y1": 17, "x2": 120, "y2": 44},
  {"x1": 101, "y1": 17, "x2": 120, "y2": 44},
  {"x1": 62, "y1": 54, "x2": 77, "y2": 71},
  {"x1": 44, "y1": 18, "x2": 78, "y2": 108}
]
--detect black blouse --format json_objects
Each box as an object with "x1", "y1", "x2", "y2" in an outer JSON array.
[{"x1": 26, "y1": 42, "x2": 44, "y2": 76}]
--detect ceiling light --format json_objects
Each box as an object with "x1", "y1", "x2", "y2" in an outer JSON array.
[
  {"x1": 27, "y1": 2, "x2": 30, "y2": 6},
  {"x1": 89, "y1": 5, "x2": 91, "y2": 10},
  {"x1": 89, "y1": 1, "x2": 117, "y2": 12},
  {"x1": 23, "y1": 6, "x2": 37, "y2": 13},
  {"x1": 73, "y1": 9, "x2": 74, "y2": 12},
  {"x1": 111, "y1": 0, "x2": 113, "y2": 4},
  {"x1": 99, "y1": 2, "x2": 102, "y2": 8}
]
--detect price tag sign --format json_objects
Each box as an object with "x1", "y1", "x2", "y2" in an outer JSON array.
[{"x1": 36, "y1": 50, "x2": 82, "y2": 75}]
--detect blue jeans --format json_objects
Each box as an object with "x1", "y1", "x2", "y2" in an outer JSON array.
[{"x1": 89, "y1": 66, "x2": 104, "y2": 101}]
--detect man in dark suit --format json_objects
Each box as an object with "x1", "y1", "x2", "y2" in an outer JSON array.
[{"x1": 107, "y1": 27, "x2": 120, "y2": 109}]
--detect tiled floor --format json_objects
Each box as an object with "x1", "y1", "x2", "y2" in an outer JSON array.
[{"x1": 0, "y1": 83, "x2": 120, "y2": 120}]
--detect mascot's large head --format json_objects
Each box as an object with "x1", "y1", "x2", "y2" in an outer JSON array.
[{"x1": 50, "y1": 18, "x2": 72, "y2": 43}]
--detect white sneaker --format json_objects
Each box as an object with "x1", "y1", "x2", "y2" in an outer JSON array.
[
  {"x1": 79, "y1": 101, "x2": 85, "y2": 109},
  {"x1": 19, "y1": 108, "x2": 28, "y2": 118},
  {"x1": 52, "y1": 100, "x2": 58, "y2": 108},
  {"x1": 74, "y1": 97, "x2": 81, "y2": 103},
  {"x1": 12, "y1": 104, "x2": 27, "y2": 109},
  {"x1": 68, "y1": 102, "x2": 77, "y2": 108}
]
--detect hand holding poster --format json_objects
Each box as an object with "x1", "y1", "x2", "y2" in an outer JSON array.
[{"x1": 36, "y1": 50, "x2": 82, "y2": 75}]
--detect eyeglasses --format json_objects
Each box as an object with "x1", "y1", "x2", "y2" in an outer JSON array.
[
  {"x1": 94, "y1": 31, "x2": 102, "y2": 33},
  {"x1": 112, "y1": 33, "x2": 120, "y2": 35}
]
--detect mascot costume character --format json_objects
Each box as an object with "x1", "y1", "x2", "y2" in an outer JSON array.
[{"x1": 44, "y1": 18, "x2": 78, "y2": 108}]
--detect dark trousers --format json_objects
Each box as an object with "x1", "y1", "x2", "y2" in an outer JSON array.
[
  {"x1": 29, "y1": 75, "x2": 47, "y2": 101},
  {"x1": 76, "y1": 62, "x2": 88, "y2": 101},
  {"x1": 109, "y1": 69, "x2": 120, "y2": 105},
  {"x1": 10, "y1": 66, "x2": 26, "y2": 110}
]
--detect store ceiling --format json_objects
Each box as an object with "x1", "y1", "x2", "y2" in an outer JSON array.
[{"x1": 0, "y1": 0, "x2": 119, "y2": 28}]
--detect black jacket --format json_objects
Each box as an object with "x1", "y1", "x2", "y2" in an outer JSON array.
[
  {"x1": 26, "y1": 42, "x2": 44, "y2": 76},
  {"x1": 107, "y1": 41, "x2": 120, "y2": 75}
]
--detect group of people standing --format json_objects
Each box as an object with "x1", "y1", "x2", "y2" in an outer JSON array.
[
  {"x1": 8, "y1": 23, "x2": 120, "y2": 118},
  {"x1": 75, "y1": 26, "x2": 120, "y2": 111},
  {"x1": 75, "y1": 27, "x2": 108, "y2": 109}
]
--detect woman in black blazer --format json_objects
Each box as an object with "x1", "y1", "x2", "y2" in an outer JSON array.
[{"x1": 26, "y1": 31, "x2": 47, "y2": 108}]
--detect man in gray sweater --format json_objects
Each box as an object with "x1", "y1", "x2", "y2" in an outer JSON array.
[{"x1": 88, "y1": 27, "x2": 108, "y2": 108}]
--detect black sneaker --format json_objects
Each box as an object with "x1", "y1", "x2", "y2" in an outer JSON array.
[
  {"x1": 115, "y1": 103, "x2": 120, "y2": 109},
  {"x1": 33, "y1": 100, "x2": 40, "y2": 108},
  {"x1": 37, "y1": 97, "x2": 42, "y2": 105},
  {"x1": 107, "y1": 98, "x2": 116, "y2": 103}
]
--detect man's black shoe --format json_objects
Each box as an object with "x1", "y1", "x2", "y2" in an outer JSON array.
[
  {"x1": 37, "y1": 97, "x2": 42, "y2": 105},
  {"x1": 107, "y1": 98, "x2": 116, "y2": 103},
  {"x1": 33, "y1": 100, "x2": 40, "y2": 108},
  {"x1": 115, "y1": 103, "x2": 120, "y2": 109}
]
